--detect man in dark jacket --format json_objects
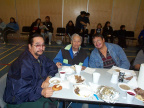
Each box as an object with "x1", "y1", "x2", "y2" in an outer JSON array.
[{"x1": 3, "y1": 34, "x2": 58, "y2": 108}]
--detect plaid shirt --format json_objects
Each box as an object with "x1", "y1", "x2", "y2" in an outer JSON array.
[{"x1": 99, "y1": 50, "x2": 116, "y2": 68}]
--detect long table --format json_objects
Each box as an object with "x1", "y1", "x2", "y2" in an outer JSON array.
[{"x1": 50, "y1": 68, "x2": 144, "y2": 107}]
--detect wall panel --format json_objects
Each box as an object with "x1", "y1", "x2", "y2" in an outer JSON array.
[
  {"x1": 135, "y1": 0, "x2": 144, "y2": 38},
  {"x1": 88, "y1": 0, "x2": 113, "y2": 30},
  {"x1": 0, "y1": 0, "x2": 16, "y2": 24},
  {"x1": 40, "y1": 0, "x2": 62, "y2": 33},
  {"x1": 63, "y1": 0, "x2": 87, "y2": 29},
  {"x1": 16, "y1": 0, "x2": 39, "y2": 32},
  {"x1": 112, "y1": 0, "x2": 140, "y2": 31}
]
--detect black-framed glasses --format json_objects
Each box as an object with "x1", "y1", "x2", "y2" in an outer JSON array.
[{"x1": 33, "y1": 44, "x2": 45, "y2": 48}]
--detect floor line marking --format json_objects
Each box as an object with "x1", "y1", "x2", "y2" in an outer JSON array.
[
  {"x1": 0, "y1": 44, "x2": 25, "y2": 61},
  {"x1": 0, "y1": 57, "x2": 18, "y2": 71},
  {"x1": 0, "y1": 45, "x2": 18, "y2": 56}
]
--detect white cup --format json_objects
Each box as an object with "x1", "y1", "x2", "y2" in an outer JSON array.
[
  {"x1": 59, "y1": 70, "x2": 66, "y2": 80},
  {"x1": 126, "y1": 90, "x2": 136, "y2": 103},
  {"x1": 93, "y1": 73, "x2": 101, "y2": 84},
  {"x1": 110, "y1": 72, "x2": 119, "y2": 84},
  {"x1": 75, "y1": 65, "x2": 82, "y2": 75}
]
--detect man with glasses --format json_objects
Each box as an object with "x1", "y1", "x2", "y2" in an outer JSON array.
[
  {"x1": 3, "y1": 34, "x2": 58, "y2": 108},
  {"x1": 89, "y1": 34, "x2": 130, "y2": 69}
]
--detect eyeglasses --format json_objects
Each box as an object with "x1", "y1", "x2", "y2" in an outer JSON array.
[{"x1": 33, "y1": 44, "x2": 45, "y2": 48}]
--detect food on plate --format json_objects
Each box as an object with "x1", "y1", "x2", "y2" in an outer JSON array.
[
  {"x1": 115, "y1": 69, "x2": 120, "y2": 72},
  {"x1": 51, "y1": 79, "x2": 60, "y2": 85},
  {"x1": 71, "y1": 65, "x2": 76, "y2": 71},
  {"x1": 74, "y1": 87, "x2": 80, "y2": 95},
  {"x1": 119, "y1": 84, "x2": 130, "y2": 90},
  {"x1": 125, "y1": 76, "x2": 133, "y2": 80},
  {"x1": 134, "y1": 88, "x2": 144, "y2": 101},
  {"x1": 52, "y1": 84, "x2": 62, "y2": 91},
  {"x1": 136, "y1": 95, "x2": 144, "y2": 101},
  {"x1": 75, "y1": 75, "x2": 84, "y2": 83}
]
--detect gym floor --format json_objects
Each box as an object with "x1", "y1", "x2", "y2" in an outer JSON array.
[{"x1": 0, "y1": 37, "x2": 138, "y2": 78}]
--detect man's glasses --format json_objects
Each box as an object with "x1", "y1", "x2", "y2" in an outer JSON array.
[{"x1": 33, "y1": 44, "x2": 45, "y2": 48}]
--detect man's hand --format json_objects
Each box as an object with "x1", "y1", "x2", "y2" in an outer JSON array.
[
  {"x1": 41, "y1": 87, "x2": 53, "y2": 98},
  {"x1": 82, "y1": 66, "x2": 86, "y2": 70},
  {"x1": 41, "y1": 76, "x2": 51, "y2": 88},
  {"x1": 56, "y1": 62, "x2": 62, "y2": 68}
]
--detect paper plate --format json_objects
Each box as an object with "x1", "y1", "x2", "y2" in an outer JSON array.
[
  {"x1": 135, "y1": 95, "x2": 144, "y2": 102},
  {"x1": 73, "y1": 84, "x2": 92, "y2": 98}
]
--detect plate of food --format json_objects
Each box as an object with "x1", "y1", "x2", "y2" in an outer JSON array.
[
  {"x1": 96, "y1": 86, "x2": 119, "y2": 103},
  {"x1": 135, "y1": 95, "x2": 144, "y2": 102},
  {"x1": 67, "y1": 75, "x2": 85, "y2": 84},
  {"x1": 118, "y1": 83, "x2": 131, "y2": 91},
  {"x1": 49, "y1": 77, "x2": 61, "y2": 85},
  {"x1": 61, "y1": 66, "x2": 75, "y2": 74},
  {"x1": 134, "y1": 88, "x2": 144, "y2": 102},
  {"x1": 73, "y1": 85, "x2": 92, "y2": 98}
]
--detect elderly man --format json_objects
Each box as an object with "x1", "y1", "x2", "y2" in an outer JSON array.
[
  {"x1": 3, "y1": 34, "x2": 58, "y2": 108},
  {"x1": 89, "y1": 34, "x2": 130, "y2": 69},
  {"x1": 53, "y1": 33, "x2": 89, "y2": 69}
]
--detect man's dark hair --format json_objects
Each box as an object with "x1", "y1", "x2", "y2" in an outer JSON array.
[
  {"x1": 92, "y1": 34, "x2": 104, "y2": 40},
  {"x1": 86, "y1": 12, "x2": 90, "y2": 16},
  {"x1": 28, "y1": 33, "x2": 44, "y2": 45}
]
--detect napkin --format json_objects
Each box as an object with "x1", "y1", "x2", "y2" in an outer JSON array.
[
  {"x1": 127, "y1": 77, "x2": 138, "y2": 89},
  {"x1": 61, "y1": 66, "x2": 74, "y2": 74},
  {"x1": 138, "y1": 64, "x2": 144, "y2": 90},
  {"x1": 79, "y1": 87, "x2": 92, "y2": 97},
  {"x1": 107, "y1": 66, "x2": 136, "y2": 76},
  {"x1": 60, "y1": 81, "x2": 70, "y2": 89},
  {"x1": 84, "y1": 67, "x2": 95, "y2": 74},
  {"x1": 89, "y1": 82, "x2": 100, "y2": 92}
]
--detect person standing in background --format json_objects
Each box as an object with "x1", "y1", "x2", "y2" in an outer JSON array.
[
  {"x1": 75, "y1": 11, "x2": 87, "y2": 47},
  {"x1": 43, "y1": 16, "x2": 53, "y2": 45},
  {"x1": 2, "y1": 17, "x2": 19, "y2": 44},
  {"x1": 138, "y1": 26, "x2": 144, "y2": 48}
]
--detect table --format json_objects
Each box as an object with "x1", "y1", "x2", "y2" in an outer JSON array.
[{"x1": 50, "y1": 68, "x2": 144, "y2": 107}]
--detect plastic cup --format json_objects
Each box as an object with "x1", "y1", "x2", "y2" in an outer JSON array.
[
  {"x1": 126, "y1": 90, "x2": 136, "y2": 103},
  {"x1": 59, "y1": 71, "x2": 66, "y2": 80},
  {"x1": 93, "y1": 73, "x2": 101, "y2": 84},
  {"x1": 75, "y1": 65, "x2": 82, "y2": 76},
  {"x1": 110, "y1": 72, "x2": 119, "y2": 84}
]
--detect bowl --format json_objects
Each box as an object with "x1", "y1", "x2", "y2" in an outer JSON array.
[{"x1": 118, "y1": 83, "x2": 131, "y2": 91}]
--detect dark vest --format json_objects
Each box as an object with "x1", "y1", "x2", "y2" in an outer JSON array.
[{"x1": 61, "y1": 47, "x2": 87, "y2": 65}]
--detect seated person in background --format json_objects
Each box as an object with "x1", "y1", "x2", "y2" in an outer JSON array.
[
  {"x1": 118, "y1": 25, "x2": 127, "y2": 48},
  {"x1": 138, "y1": 26, "x2": 144, "y2": 48},
  {"x1": 29, "y1": 18, "x2": 41, "y2": 36},
  {"x1": 133, "y1": 48, "x2": 144, "y2": 70},
  {"x1": 89, "y1": 34, "x2": 130, "y2": 69},
  {"x1": 39, "y1": 22, "x2": 48, "y2": 37},
  {"x1": 2, "y1": 17, "x2": 19, "y2": 44},
  {"x1": 0, "y1": 18, "x2": 6, "y2": 35},
  {"x1": 53, "y1": 33, "x2": 89, "y2": 70},
  {"x1": 43, "y1": 16, "x2": 53, "y2": 45},
  {"x1": 94, "y1": 23, "x2": 103, "y2": 35},
  {"x1": 3, "y1": 34, "x2": 58, "y2": 108},
  {"x1": 66, "y1": 20, "x2": 75, "y2": 42},
  {"x1": 102, "y1": 21, "x2": 113, "y2": 43}
]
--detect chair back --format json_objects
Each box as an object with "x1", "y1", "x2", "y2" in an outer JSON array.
[
  {"x1": 126, "y1": 31, "x2": 134, "y2": 37},
  {"x1": 90, "y1": 29, "x2": 95, "y2": 35},
  {"x1": 57, "y1": 27, "x2": 65, "y2": 33},
  {"x1": 22, "y1": 26, "x2": 31, "y2": 32}
]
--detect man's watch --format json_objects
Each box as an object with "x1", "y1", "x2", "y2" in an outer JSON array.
[{"x1": 48, "y1": 76, "x2": 52, "y2": 78}]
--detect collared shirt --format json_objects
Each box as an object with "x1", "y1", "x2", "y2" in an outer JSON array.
[{"x1": 98, "y1": 50, "x2": 116, "y2": 68}]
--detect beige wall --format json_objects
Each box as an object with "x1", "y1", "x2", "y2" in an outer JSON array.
[{"x1": 0, "y1": 0, "x2": 144, "y2": 38}]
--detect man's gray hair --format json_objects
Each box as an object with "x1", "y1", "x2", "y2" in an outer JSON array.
[{"x1": 71, "y1": 33, "x2": 82, "y2": 42}]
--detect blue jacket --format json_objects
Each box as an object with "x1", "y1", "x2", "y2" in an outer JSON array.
[
  {"x1": 3, "y1": 49, "x2": 58, "y2": 104},
  {"x1": 6, "y1": 22, "x2": 19, "y2": 31},
  {"x1": 138, "y1": 30, "x2": 144, "y2": 39},
  {"x1": 89, "y1": 42, "x2": 130, "y2": 69},
  {"x1": 53, "y1": 44, "x2": 89, "y2": 67}
]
